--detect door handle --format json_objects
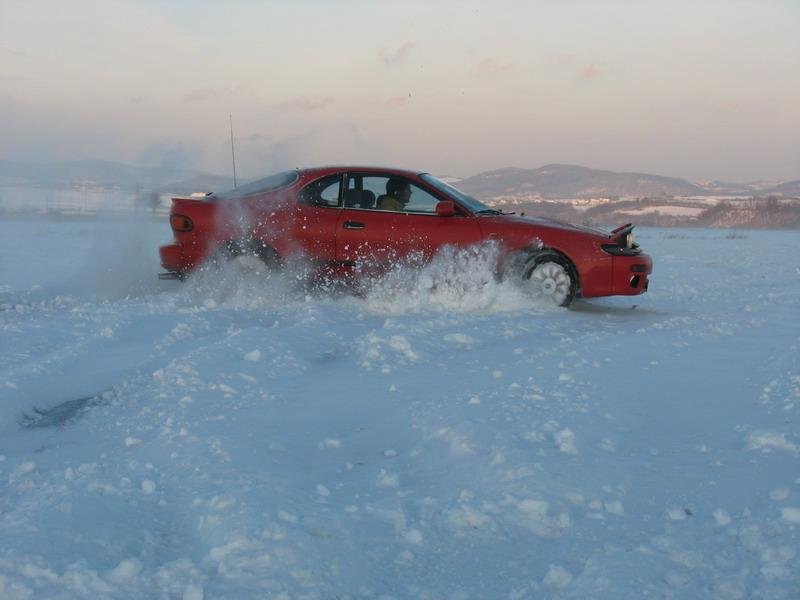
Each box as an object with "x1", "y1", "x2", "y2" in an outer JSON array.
[{"x1": 343, "y1": 221, "x2": 365, "y2": 230}]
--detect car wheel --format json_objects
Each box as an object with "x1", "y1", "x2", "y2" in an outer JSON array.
[
  {"x1": 523, "y1": 252, "x2": 576, "y2": 307},
  {"x1": 213, "y1": 240, "x2": 280, "y2": 277}
]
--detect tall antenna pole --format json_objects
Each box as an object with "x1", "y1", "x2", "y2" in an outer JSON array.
[{"x1": 229, "y1": 113, "x2": 238, "y2": 188}]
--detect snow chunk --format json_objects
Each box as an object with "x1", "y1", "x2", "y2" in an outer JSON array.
[
  {"x1": 141, "y1": 479, "x2": 156, "y2": 494},
  {"x1": 244, "y1": 350, "x2": 261, "y2": 362},
  {"x1": 318, "y1": 438, "x2": 342, "y2": 449},
  {"x1": 21, "y1": 563, "x2": 58, "y2": 582},
  {"x1": 543, "y1": 564, "x2": 573, "y2": 588},
  {"x1": 713, "y1": 509, "x2": 731, "y2": 526},
  {"x1": 780, "y1": 507, "x2": 800, "y2": 524},
  {"x1": 16, "y1": 462, "x2": 35, "y2": 475},
  {"x1": 316, "y1": 484, "x2": 330, "y2": 497},
  {"x1": 668, "y1": 508, "x2": 689, "y2": 520},
  {"x1": 125, "y1": 437, "x2": 141, "y2": 447},
  {"x1": 746, "y1": 431, "x2": 798, "y2": 455},
  {"x1": 108, "y1": 558, "x2": 142, "y2": 583},
  {"x1": 396, "y1": 550, "x2": 415, "y2": 565},
  {"x1": 404, "y1": 529, "x2": 423, "y2": 544},
  {"x1": 554, "y1": 429, "x2": 577, "y2": 454},
  {"x1": 761, "y1": 546, "x2": 796, "y2": 580},
  {"x1": 517, "y1": 499, "x2": 571, "y2": 538},
  {"x1": 604, "y1": 500, "x2": 625, "y2": 516},
  {"x1": 448, "y1": 505, "x2": 493, "y2": 530},
  {"x1": 358, "y1": 332, "x2": 418, "y2": 368},
  {"x1": 183, "y1": 584, "x2": 204, "y2": 600},
  {"x1": 433, "y1": 427, "x2": 475, "y2": 456},
  {"x1": 278, "y1": 510, "x2": 298, "y2": 523},
  {"x1": 599, "y1": 438, "x2": 616, "y2": 452},
  {"x1": 377, "y1": 469, "x2": 399, "y2": 488},
  {"x1": 444, "y1": 333, "x2": 475, "y2": 345},
  {"x1": 169, "y1": 322, "x2": 191, "y2": 340},
  {"x1": 769, "y1": 487, "x2": 790, "y2": 501},
  {"x1": 388, "y1": 335, "x2": 418, "y2": 361}
]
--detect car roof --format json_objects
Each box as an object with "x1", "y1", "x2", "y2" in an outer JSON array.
[{"x1": 298, "y1": 165, "x2": 424, "y2": 180}]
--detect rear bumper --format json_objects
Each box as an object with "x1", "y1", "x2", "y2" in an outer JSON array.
[
  {"x1": 159, "y1": 243, "x2": 185, "y2": 273},
  {"x1": 159, "y1": 242, "x2": 208, "y2": 274},
  {"x1": 611, "y1": 252, "x2": 653, "y2": 295}
]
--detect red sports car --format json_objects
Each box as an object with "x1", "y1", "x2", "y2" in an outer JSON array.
[{"x1": 159, "y1": 166, "x2": 652, "y2": 306}]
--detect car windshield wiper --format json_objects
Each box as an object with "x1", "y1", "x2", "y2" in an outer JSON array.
[{"x1": 473, "y1": 208, "x2": 504, "y2": 216}]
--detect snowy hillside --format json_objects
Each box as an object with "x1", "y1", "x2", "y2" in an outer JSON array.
[{"x1": 1, "y1": 217, "x2": 799, "y2": 599}]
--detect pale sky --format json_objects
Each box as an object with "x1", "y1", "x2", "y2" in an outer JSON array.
[{"x1": 1, "y1": 0, "x2": 798, "y2": 182}]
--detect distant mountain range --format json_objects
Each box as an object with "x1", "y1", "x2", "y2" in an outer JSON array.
[
  {"x1": 0, "y1": 159, "x2": 236, "y2": 193},
  {"x1": 767, "y1": 179, "x2": 800, "y2": 197},
  {"x1": 454, "y1": 164, "x2": 792, "y2": 200},
  {"x1": 0, "y1": 159, "x2": 796, "y2": 200}
]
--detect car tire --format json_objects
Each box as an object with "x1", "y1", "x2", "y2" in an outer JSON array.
[
  {"x1": 522, "y1": 251, "x2": 577, "y2": 307},
  {"x1": 211, "y1": 240, "x2": 281, "y2": 277}
]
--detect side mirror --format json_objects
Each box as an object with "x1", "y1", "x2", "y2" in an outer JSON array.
[{"x1": 436, "y1": 200, "x2": 455, "y2": 217}]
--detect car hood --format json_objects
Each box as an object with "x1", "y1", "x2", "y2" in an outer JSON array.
[{"x1": 491, "y1": 214, "x2": 610, "y2": 239}]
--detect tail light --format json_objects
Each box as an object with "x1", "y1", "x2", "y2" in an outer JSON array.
[{"x1": 170, "y1": 213, "x2": 194, "y2": 232}]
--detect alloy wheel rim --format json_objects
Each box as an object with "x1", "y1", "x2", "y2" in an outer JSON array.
[{"x1": 529, "y1": 262, "x2": 571, "y2": 305}]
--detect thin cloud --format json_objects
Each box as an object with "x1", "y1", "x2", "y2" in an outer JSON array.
[
  {"x1": 385, "y1": 95, "x2": 409, "y2": 109},
  {"x1": 0, "y1": 74, "x2": 26, "y2": 84},
  {"x1": 468, "y1": 58, "x2": 514, "y2": 77},
  {"x1": 0, "y1": 45, "x2": 32, "y2": 58},
  {"x1": 243, "y1": 132, "x2": 272, "y2": 143},
  {"x1": 273, "y1": 96, "x2": 334, "y2": 112},
  {"x1": 580, "y1": 62, "x2": 606, "y2": 80},
  {"x1": 138, "y1": 142, "x2": 199, "y2": 171},
  {"x1": 378, "y1": 42, "x2": 415, "y2": 66},
  {"x1": 184, "y1": 88, "x2": 218, "y2": 102},
  {"x1": 545, "y1": 52, "x2": 575, "y2": 66}
]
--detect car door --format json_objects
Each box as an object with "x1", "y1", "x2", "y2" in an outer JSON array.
[
  {"x1": 289, "y1": 173, "x2": 343, "y2": 263},
  {"x1": 336, "y1": 173, "x2": 483, "y2": 273}
]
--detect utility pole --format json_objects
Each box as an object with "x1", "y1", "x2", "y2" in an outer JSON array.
[{"x1": 229, "y1": 114, "x2": 238, "y2": 189}]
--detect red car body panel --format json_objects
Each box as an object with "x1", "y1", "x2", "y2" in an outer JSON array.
[{"x1": 159, "y1": 166, "x2": 653, "y2": 299}]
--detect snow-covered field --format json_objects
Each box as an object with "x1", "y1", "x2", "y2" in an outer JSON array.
[
  {"x1": 1, "y1": 216, "x2": 799, "y2": 599},
  {"x1": 0, "y1": 187, "x2": 146, "y2": 215}
]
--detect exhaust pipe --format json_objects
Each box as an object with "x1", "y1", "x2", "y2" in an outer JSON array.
[{"x1": 158, "y1": 272, "x2": 183, "y2": 280}]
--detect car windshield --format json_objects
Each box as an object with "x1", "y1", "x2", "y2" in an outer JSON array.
[
  {"x1": 419, "y1": 173, "x2": 498, "y2": 214},
  {"x1": 209, "y1": 170, "x2": 299, "y2": 200}
]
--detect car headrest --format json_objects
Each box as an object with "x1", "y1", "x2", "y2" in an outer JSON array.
[
  {"x1": 343, "y1": 188, "x2": 362, "y2": 207},
  {"x1": 360, "y1": 190, "x2": 376, "y2": 208}
]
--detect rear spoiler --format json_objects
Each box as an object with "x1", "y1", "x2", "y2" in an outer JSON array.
[
  {"x1": 609, "y1": 222, "x2": 634, "y2": 240},
  {"x1": 170, "y1": 192, "x2": 212, "y2": 202},
  {"x1": 602, "y1": 223, "x2": 641, "y2": 256}
]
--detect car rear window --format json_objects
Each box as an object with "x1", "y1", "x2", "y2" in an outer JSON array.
[{"x1": 209, "y1": 170, "x2": 299, "y2": 200}]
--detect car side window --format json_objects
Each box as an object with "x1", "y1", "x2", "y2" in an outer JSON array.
[
  {"x1": 353, "y1": 175, "x2": 440, "y2": 214},
  {"x1": 403, "y1": 184, "x2": 439, "y2": 214},
  {"x1": 298, "y1": 175, "x2": 342, "y2": 207}
]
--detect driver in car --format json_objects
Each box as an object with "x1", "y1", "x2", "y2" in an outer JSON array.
[{"x1": 377, "y1": 178, "x2": 411, "y2": 211}]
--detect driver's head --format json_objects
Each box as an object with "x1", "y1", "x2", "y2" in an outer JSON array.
[{"x1": 386, "y1": 178, "x2": 411, "y2": 204}]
